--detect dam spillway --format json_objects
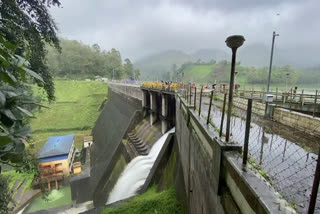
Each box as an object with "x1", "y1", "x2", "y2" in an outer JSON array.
[{"x1": 106, "y1": 128, "x2": 175, "y2": 204}]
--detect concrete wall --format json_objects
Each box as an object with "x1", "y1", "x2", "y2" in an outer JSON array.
[
  {"x1": 70, "y1": 85, "x2": 142, "y2": 205},
  {"x1": 216, "y1": 93, "x2": 265, "y2": 116},
  {"x1": 274, "y1": 108, "x2": 320, "y2": 135},
  {"x1": 218, "y1": 93, "x2": 320, "y2": 136},
  {"x1": 108, "y1": 83, "x2": 142, "y2": 101},
  {"x1": 232, "y1": 96, "x2": 265, "y2": 116}
]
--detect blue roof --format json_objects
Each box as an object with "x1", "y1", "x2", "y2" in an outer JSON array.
[
  {"x1": 38, "y1": 134, "x2": 74, "y2": 159},
  {"x1": 39, "y1": 154, "x2": 68, "y2": 163}
]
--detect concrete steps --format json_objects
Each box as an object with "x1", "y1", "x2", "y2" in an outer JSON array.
[{"x1": 128, "y1": 132, "x2": 149, "y2": 156}]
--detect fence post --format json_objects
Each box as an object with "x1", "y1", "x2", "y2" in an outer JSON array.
[
  {"x1": 199, "y1": 86, "x2": 203, "y2": 116},
  {"x1": 313, "y1": 90, "x2": 318, "y2": 118},
  {"x1": 207, "y1": 90, "x2": 214, "y2": 125},
  {"x1": 301, "y1": 89, "x2": 304, "y2": 107},
  {"x1": 186, "y1": 87, "x2": 189, "y2": 103},
  {"x1": 189, "y1": 85, "x2": 192, "y2": 105},
  {"x1": 289, "y1": 88, "x2": 293, "y2": 112},
  {"x1": 194, "y1": 87, "x2": 197, "y2": 111},
  {"x1": 220, "y1": 93, "x2": 227, "y2": 137},
  {"x1": 308, "y1": 148, "x2": 320, "y2": 214},
  {"x1": 243, "y1": 99, "x2": 252, "y2": 165}
]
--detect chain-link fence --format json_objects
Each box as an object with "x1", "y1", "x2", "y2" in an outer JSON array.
[{"x1": 179, "y1": 85, "x2": 320, "y2": 214}]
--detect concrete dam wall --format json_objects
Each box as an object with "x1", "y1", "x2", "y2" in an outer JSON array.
[
  {"x1": 104, "y1": 84, "x2": 294, "y2": 214},
  {"x1": 73, "y1": 83, "x2": 294, "y2": 214},
  {"x1": 71, "y1": 85, "x2": 142, "y2": 204}
]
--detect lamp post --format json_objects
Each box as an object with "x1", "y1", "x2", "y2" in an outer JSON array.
[{"x1": 225, "y1": 35, "x2": 245, "y2": 142}]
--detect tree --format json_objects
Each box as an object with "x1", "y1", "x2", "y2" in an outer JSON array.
[
  {"x1": 92, "y1": 44, "x2": 101, "y2": 53},
  {"x1": 0, "y1": 35, "x2": 44, "y2": 169},
  {"x1": 133, "y1": 69, "x2": 140, "y2": 79},
  {"x1": 0, "y1": 0, "x2": 61, "y2": 101},
  {"x1": 209, "y1": 59, "x2": 216, "y2": 64},
  {"x1": 124, "y1": 58, "x2": 134, "y2": 78},
  {"x1": 106, "y1": 48, "x2": 123, "y2": 79}
]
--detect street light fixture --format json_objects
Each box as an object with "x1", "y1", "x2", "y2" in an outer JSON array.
[{"x1": 225, "y1": 35, "x2": 245, "y2": 142}]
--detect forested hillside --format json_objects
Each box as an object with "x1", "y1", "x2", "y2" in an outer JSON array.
[
  {"x1": 46, "y1": 39, "x2": 140, "y2": 79},
  {"x1": 162, "y1": 60, "x2": 320, "y2": 88}
]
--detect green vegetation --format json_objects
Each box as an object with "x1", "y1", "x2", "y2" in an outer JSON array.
[
  {"x1": 183, "y1": 64, "x2": 213, "y2": 82},
  {"x1": 1, "y1": 4, "x2": 61, "y2": 212},
  {"x1": 0, "y1": 175, "x2": 10, "y2": 214},
  {"x1": 162, "y1": 60, "x2": 319, "y2": 91},
  {"x1": 3, "y1": 171, "x2": 33, "y2": 191},
  {"x1": 30, "y1": 80, "x2": 108, "y2": 152},
  {"x1": 2, "y1": 171, "x2": 34, "y2": 207},
  {"x1": 247, "y1": 158, "x2": 270, "y2": 182},
  {"x1": 1, "y1": 0, "x2": 60, "y2": 101},
  {"x1": 46, "y1": 39, "x2": 140, "y2": 80},
  {"x1": 101, "y1": 186, "x2": 183, "y2": 214}
]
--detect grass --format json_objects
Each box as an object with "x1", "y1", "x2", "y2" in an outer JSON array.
[
  {"x1": 30, "y1": 80, "x2": 108, "y2": 152},
  {"x1": 183, "y1": 64, "x2": 213, "y2": 82},
  {"x1": 247, "y1": 158, "x2": 270, "y2": 182},
  {"x1": 101, "y1": 186, "x2": 183, "y2": 214},
  {"x1": 3, "y1": 171, "x2": 34, "y2": 191},
  {"x1": 3, "y1": 171, "x2": 34, "y2": 206}
]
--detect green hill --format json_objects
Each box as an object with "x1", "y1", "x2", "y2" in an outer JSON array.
[
  {"x1": 135, "y1": 50, "x2": 193, "y2": 80},
  {"x1": 30, "y1": 80, "x2": 108, "y2": 152},
  {"x1": 181, "y1": 63, "x2": 252, "y2": 84},
  {"x1": 183, "y1": 64, "x2": 213, "y2": 82}
]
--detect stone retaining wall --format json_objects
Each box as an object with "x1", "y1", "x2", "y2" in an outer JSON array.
[
  {"x1": 218, "y1": 93, "x2": 320, "y2": 136},
  {"x1": 274, "y1": 108, "x2": 320, "y2": 135}
]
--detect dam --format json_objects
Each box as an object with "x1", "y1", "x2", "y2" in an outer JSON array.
[{"x1": 69, "y1": 82, "x2": 320, "y2": 214}]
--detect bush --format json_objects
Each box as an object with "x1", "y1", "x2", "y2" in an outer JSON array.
[
  {"x1": 0, "y1": 175, "x2": 10, "y2": 214},
  {"x1": 101, "y1": 186, "x2": 183, "y2": 214}
]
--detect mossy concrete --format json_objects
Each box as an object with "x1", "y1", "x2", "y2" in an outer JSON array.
[{"x1": 70, "y1": 86, "x2": 142, "y2": 205}]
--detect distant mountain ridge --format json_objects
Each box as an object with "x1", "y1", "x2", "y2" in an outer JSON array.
[{"x1": 134, "y1": 44, "x2": 319, "y2": 80}]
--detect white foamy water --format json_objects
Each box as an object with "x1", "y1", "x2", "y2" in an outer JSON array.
[{"x1": 106, "y1": 127, "x2": 175, "y2": 204}]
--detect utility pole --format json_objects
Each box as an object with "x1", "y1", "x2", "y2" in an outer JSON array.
[
  {"x1": 266, "y1": 31, "x2": 279, "y2": 94},
  {"x1": 112, "y1": 68, "x2": 115, "y2": 81},
  {"x1": 265, "y1": 31, "x2": 279, "y2": 117},
  {"x1": 225, "y1": 35, "x2": 245, "y2": 142}
]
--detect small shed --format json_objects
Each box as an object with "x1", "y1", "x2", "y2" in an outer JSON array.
[
  {"x1": 83, "y1": 136, "x2": 93, "y2": 149},
  {"x1": 38, "y1": 134, "x2": 76, "y2": 178}
]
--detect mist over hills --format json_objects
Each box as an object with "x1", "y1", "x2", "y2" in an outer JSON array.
[{"x1": 135, "y1": 44, "x2": 319, "y2": 80}]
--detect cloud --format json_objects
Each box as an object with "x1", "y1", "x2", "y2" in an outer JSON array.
[{"x1": 50, "y1": 0, "x2": 320, "y2": 65}]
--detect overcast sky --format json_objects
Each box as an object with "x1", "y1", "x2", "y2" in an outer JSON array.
[{"x1": 50, "y1": 0, "x2": 320, "y2": 62}]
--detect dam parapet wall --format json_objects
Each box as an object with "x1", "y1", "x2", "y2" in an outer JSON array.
[{"x1": 108, "y1": 82, "x2": 143, "y2": 101}]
